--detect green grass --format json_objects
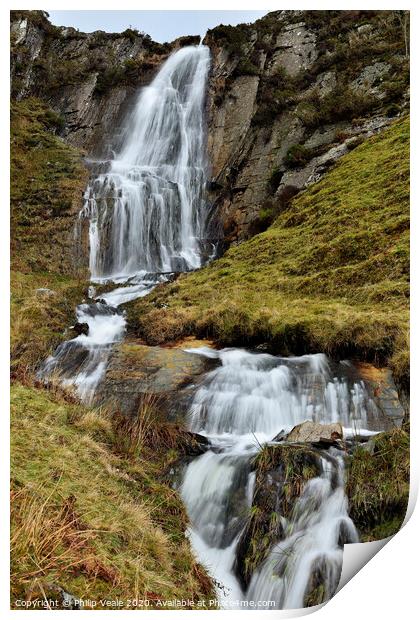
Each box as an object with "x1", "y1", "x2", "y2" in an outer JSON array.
[
  {"x1": 10, "y1": 271, "x2": 85, "y2": 378},
  {"x1": 11, "y1": 384, "x2": 216, "y2": 609},
  {"x1": 11, "y1": 98, "x2": 88, "y2": 276},
  {"x1": 346, "y1": 428, "x2": 409, "y2": 541},
  {"x1": 127, "y1": 116, "x2": 409, "y2": 386},
  {"x1": 11, "y1": 98, "x2": 89, "y2": 377}
]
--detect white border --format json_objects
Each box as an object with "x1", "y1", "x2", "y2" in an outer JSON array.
[{"x1": 2, "y1": 2, "x2": 418, "y2": 619}]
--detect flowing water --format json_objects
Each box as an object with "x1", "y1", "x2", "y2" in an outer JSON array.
[
  {"x1": 79, "y1": 45, "x2": 211, "y2": 280},
  {"x1": 246, "y1": 452, "x2": 359, "y2": 609},
  {"x1": 179, "y1": 348, "x2": 378, "y2": 609},
  {"x1": 38, "y1": 46, "x2": 211, "y2": 402},
  {"x1": 39, "y1": 45, "x2": 381, "y2": 610}
]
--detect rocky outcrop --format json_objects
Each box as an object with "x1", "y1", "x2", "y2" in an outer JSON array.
[
  {"x1": 10, "y1": 10, "x2": 197, "y2": 154},
  {"x1": 204, "y1": 10, "x2": 409, "y2": 243},
  {"x1": 11, "y1": 11, "x2": 409, "y2": 245},
  {"x1": 234, "y1": 443, "x2": 323, "y2": 589},
  {"x1": 339, "y1": 361, "x2": 405, "y2": 431},
  {"x1": 97, "y1": 339, "x2": 217, "y2": 419}
]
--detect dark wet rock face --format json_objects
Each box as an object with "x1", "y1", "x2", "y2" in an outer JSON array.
[
  {"x1": 10, "y1": 10, "x2": 174, "y2": 154},
  {"x1": 352, "y1": 362, "x2": 405, "y2": 429},
  {"x1": 97, "y1": 341, "x2": 218, "y2": 419},
  {"x1": 11, "y1": 11, "x2": 409, "y2": 245},
  {"x1": 69, "y1": 322, "x2": 89, "y2": 337}
]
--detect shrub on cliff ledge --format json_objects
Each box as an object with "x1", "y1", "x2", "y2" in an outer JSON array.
[
  {"x1": 285, "y1": 144, "x2": 312, "y2": 169},
  {"x1": 210, "y1": 23, "x2": 248, "y2": 56}
]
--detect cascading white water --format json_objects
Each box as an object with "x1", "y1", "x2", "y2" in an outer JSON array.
[
  {"x1": 186, "y1": 348, "x2": 374, "y2": 437},
  {"x1": 38, "y1": 277, "x2": 159, "y2": 403},
  {"x1": 180, "y1": 348, "x2": 378, "y2": 609},
  {"x1": 80, "y1": 45, "x2": 211, "y2": 281},
  {"x1": 39, "y1": 46, "x2": 211, "y2": 401},
  {"x1": 246, "y1": 453, "x2": 359, "y2": 609}
]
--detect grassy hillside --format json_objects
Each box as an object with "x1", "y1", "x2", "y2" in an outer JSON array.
[
  {"x1": 11, "y1": 98, "x2": 88, "y2": 377},
  {"x1": 128, "y1": 116, "x2": 409, "y2": 387},
  {"x1": 11, "y1": 384, "x2": 215, "y2": 608},
  {"x1": 10, "y1": 97, "x2": 216, "y2": 608},
  {"x1": 11, "y1": 98, "x2": 88, "y2": 275}
]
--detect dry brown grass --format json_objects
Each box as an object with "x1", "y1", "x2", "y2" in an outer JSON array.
[
  {"x1": 111, "y1": 393, "x2": 161, "y2": 458},
  {"x1": 10, "y1": 484, "x2": 118, "y2": 597},
  {"x1": 11, "y1": 384, "x2": 216, "y2": 607}
]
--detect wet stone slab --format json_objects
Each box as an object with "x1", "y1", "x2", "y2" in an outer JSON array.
[
  {"x1": 346, "y1": 361, "x2": 405, "y2": 431},
  {"x1": 96, "y1": 339, "x2": 217, "y2": 420}
]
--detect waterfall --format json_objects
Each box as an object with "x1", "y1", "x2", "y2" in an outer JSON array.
[
  {"x1": 246, "y1": 453, "x2": 358, "y2": 609},
  {"x1": 80, "y1": 45, "x2": 211, "y2": 281},
  {"x1": 186, "y1": 348, "x2": 375, "y2": 437},
  {"x1": 37, "y1": 45, "x2": 384, "y2": 609},
  {"x1": 38, "y1": 46, "x2": 211, "y2": 401},
  {"x1": 179, "y1": 348, "x2": 380, "y2": 609}
]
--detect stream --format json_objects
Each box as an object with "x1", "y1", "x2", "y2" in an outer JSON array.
[
  {"x1": 179, "y1": 348, "x2": 366, "y2": 609},
  {"x1": 38, "y1": 45, "x2": 385, "y2": 610}
]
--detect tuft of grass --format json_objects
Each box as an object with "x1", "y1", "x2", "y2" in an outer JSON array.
[
  {"x1": 110, "y1": 393, "x2": 209, "y2": 467},
  {"x1": 112, "y1": 393, "x2": 161, "y2": 458},
  {"x1": 11, "y1": 486, "x2": 104, "y2": 595},
  {"x1": 127, "y1": 117, "x2": 409, "y2": 386},
  {"x1": 346, "y1": 427, "x2": 409, "y2": 541},
  {"x1": 10, "y1": 384, "x2": 216, "y2": 608}
]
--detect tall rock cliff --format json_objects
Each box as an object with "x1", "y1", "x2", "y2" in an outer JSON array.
[
  {"x1": 11, "y1": 10, "x2": 409, "y2": 245},
  {"x1": 203, "y1": 10, "x2": 409, "y2": 243},
  {"x1": 10, "y1": 10, "x2": 198, "y2": 154}
]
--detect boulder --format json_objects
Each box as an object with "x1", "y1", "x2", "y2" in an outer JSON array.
[
  {"x1": 285, "y1": 421, "x2": 343, "y2": 445},
  {"x1": 177, "y1": 430, "x2": 210, "y2": 457},
  {"x1": 97, "y1": 339, "x2": 217, "y2": 420}
]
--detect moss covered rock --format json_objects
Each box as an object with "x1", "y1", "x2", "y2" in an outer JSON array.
[
  {"x1": 234, "y1": 444, "x2": 323, "y2": 588},
  {"x1": 346, "y1": 427, "x2": 409, "y2": 541},
  {"x1": 97, "y1": 339, "x2": 217, "y2": 418}
]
